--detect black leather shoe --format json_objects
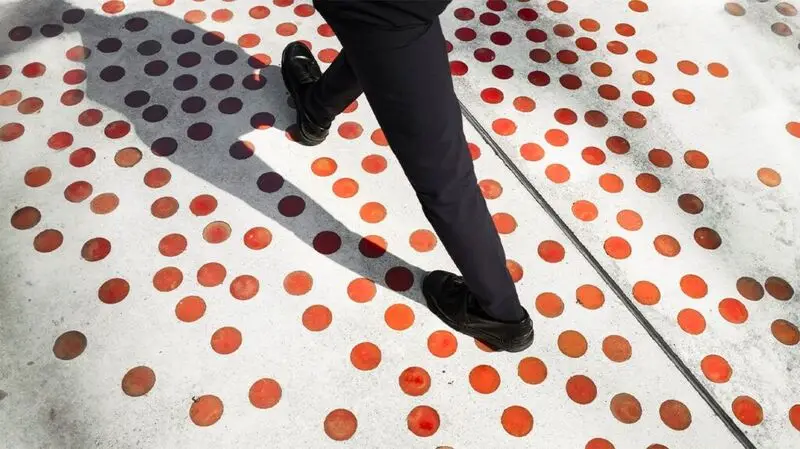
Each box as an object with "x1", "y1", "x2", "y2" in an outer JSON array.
[
  {"x1": 423, "y1": 271, "x2": 534, "y2": 352},
  {"x1": 281, "y1": 42, "x2": 329, "y2": 146}
]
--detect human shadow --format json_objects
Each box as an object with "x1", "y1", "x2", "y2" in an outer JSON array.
[{"x1": 1, "y1": 0, "x2": 426, "y2": 304}]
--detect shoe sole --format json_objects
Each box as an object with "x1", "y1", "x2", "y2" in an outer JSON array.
[
  {"x1": 422, "y1": 287, "x2": 534, "y2": 353},
  {"x1": 280, "y1": 47, "x2": 326, "y2": 147}
]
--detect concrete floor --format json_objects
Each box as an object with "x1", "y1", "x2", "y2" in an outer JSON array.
[{"x1": 0, "y1": 0, "x2": 797, "y2": 448}]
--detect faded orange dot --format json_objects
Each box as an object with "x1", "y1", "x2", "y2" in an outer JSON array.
[
  {"x1": 701, "y1": 354, "x2": 732, "y2": 383},
  {"x1": 350, "y1": 342, "x2": 381, "y2": 370},
  {"x1": 737, "y1": 276, "x2": 764, "y2": 301},
  {"x1": 757, "y1": 167, "x2": 781, "y2": 187},
  {"x1": 603, "y1": 335, "x2": 631, "y2": 362},
  {"x1": 333, "y1": 178, "x2": 359, "y2": 198},
  {"x1": 545, "y1": 163, "x2": 570, "y2": 183},
  {"x1": 338, "y1": 121, "x2": 363, "y2": 139},
  {"x1": 492, "y1": 118, "x2": 517, "y2": 135},
  {"x1": 599, "y1": 173, "x2": 624, "y2": 193},
  {"x1": 175, "y1": 296, "x2": 205, "y2": 322},
  {"x1": 558, "y1": 330, "x2": 588, "y2": 358},
  {"x1": 53, "y1": 330, "x2": 87, "y2": 360},
  {"x1": 90, "y1": 193, "x2": 119, "y2": 215},
  {"x1": 684, "y1": 150, "x2": 709, "y2": 169},
  {"x1": 610, "y1": 393, "x2": 642, "y2": 424},
  {"x1": 479, "y1": 179, "x2": 503, "y2": 199},
  {"x1": 566, "y1": 374, "x2": 597, "y2": 404},
  {"x1": 680, "y1": 274, "x2": 708, "y2": 298},
  {"x1": 591, "y1": 62, "x2": 612, "y2": 77},
  {"x1": 359, "y1": 202, "x2": 386, "y2": 223},
  {"x1": 624, "y1": 111, "x2": 647, "y2": 129},
  {"x1": 771, "y1": 319, "x2": 799, "y2": 345},
  {"x1": 81, "y1": 237, "x2": 111, "y2": 262},
  {"x1": 673, "y1": 89, "x2": 695, "y2": 105},
  {"x1": 598, "y1": 84, "x2": 621, "y2": 100},
  {"x1": 410, "y1": 229, "x2": 437, "y2": 252},
  {"x1": 399, "y1": 367, "x2": 431, "y2": 396},
  {"x1": 361, "y1": 154, "x2": 387, "y2": 174},
  {"x1": 210, "y1": 326, "x2": 241, "y2": 354},
  {"x1": 385, "y1": 303, "x2": 415, "y2": 330},
  {"x1": 677, "y1": 309, "x2": 706, "y2": 335},
  {"x1": 203, "y1": 221, "x2": 231, "y2": 244},
  {"x1": 518, "y1": 357, "x2": 547, "y2": 384},
  {"x1": 407, "y1": 405, "x2": 440, "y2": 437},
  {"x1": 707, "y1": 62, "x2": 729, "y2": 78},
  {"x1": 34, "y1": 229, "x2": 63, "y2": 253},
  {"x1": 244, "y1": 227, "x2": 271, "y2": 250},
  {"x1": 302, "y1": 304, "x2": 332, "y2": 331},
  {"x1": 153, "y1": 267, "x2": 182, "y2": 292},
  {"x1": 636, "y1": 173, "x2": 661, "y2": 193},
  {"x1": 24, "y1": 166, "x2": 51, "y2": 187},
  {"x1": 121, "y1": 366, "x2": 156, "y2": 398},
  {"x1": 580, "y1": 18, "x2": 601, "y2": 31},
  {"x1": 536, "y1": 292, "x2": 564, "y2": 318},
  {"x1": 284, "y1": 271, "x2": 312, "y2": 295},
  {"x1": 10, "y1": 206, "x2": 40, "y2": 230},
  {"x1": 184, "y1": 9, "x2": 205, "y2": 23},
  {"x1": 514, "y1": 96, "x2": 536, "y2": 112},
  {"x1": 633, "y1": 280, "x2": 660, "y2": 305},
  {"x1": 576, "y1": 284, "x2": 605, "y2": 310},
  {"x1": 115, "y1": 147, "x2": 142, "y2": 167},
  {"x1": 678, "y1": 193, "x2": 704, "y2": 214},
  {"x1": 249, "y1": 378, "x2": 281, "y2": 409},
  {"x1": 190, "y1": 395, "x2": 223, "y2": 427},
  {"x1": 493, "y1": 213, "x2": 518, "y2": 234},
  {"x1": 633, "y1": 70, "x2": 655, "y2": 85},
  {"x1": 230, "y1": 275, "x2": 259, "y2": 300},
  {"x1": 545, "y1": 129, "x2": 569, "y2": 146},
  {"x1": 572, "y1": 200, "x2": 598, "y2": 221},
  {"x1": 765, "y1": 276, "x2": 794, "y2": 300},
  {"x1": 144, "y1": 168, "x2": 171, "y2": 188},
  {"x1": 276, "y1": 22, "x2": 298, "y2": 36},
  {"x1": 538, "y1": 240, "x2": 565, "y2": 263},
  {"x1": 324, "y1": 409, "x2": 357, "y2": 441},
  {"x1": 501, "y1": 406, "x2": 533, "y2": 437},
  {"x1": 732, "y1": 396, "x2": 763, "y2": 426},
  {"x1": 428, "y1": 330, "x2": 457, "y2": 358},
  {"x1": 719, "y1": 298, "x2": 748, "y2": 324},
  {"x1": 649, "y1": 149, "x2": 673, "y2": 167},
  {"x1": 604, "y1": 236, "x2": 631, "y2": 259},
  {"x1": 677, "y1": 60, "x2": 699, "y2": 75},
  {"x1": 347, "y1": 278, "x2": 376, "y2": 303},
  {"x1": 660, "y1": 400, "x2": 692, "y2": 430},
  {"x1": 198, "y1": 262, "x2": 226, "y2": 287},
  {"x1": 151, "y1": 196, "x2": 178, "y2": 219},
  {"x1": 506, "y1": 259, "x2": 523, "y2": 282},
  {"x1": 654, "y1": 235, "x2": 681, "y2": 257}
]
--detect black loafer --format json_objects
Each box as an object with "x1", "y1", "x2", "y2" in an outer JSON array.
[
  {"x1": 423, "y1": 271, "x2": 534, "y2": 352},
  {"x1": 281, "y1": 41, "x2": 329, "y2": 146}
]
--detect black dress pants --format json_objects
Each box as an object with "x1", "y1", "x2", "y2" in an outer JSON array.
[{"x1": 305, "y1": 1, "x2": 524, "y2": 322}]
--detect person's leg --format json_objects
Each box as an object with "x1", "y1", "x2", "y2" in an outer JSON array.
[
  {"x1": 302, "y1": 51, "x2": 362, "y2": 127},
  {"x1": 316, "y1": 11, "x2": 525, "y2": 323}
]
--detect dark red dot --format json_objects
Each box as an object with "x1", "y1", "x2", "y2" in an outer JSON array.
[
  {"x1": 70, "y1": 147, "x2": 96, "y2": 167},
  {"x1": 490, "y1": 32, "x2": 512, "y2": 45},
  {"x1": 181, "y1": 96, "x2": 206, "y2": 113},
  {"x1": 229, "y1": 141, "x2": 254, "y2": 159},
  {"x1": 530, "y1": 49, "x2": 551, "y2": 63},
  {"x1": 22, "y1": 62, "x2": 46, "y2": 78},
  {"x1": 100, "y1": 65, "x2": 125, "y2": 82},
  {"x1": 104, "y1": 121, "x2": 130, "y2": 139},
  {"x1": 61, "y1": 89, "x2": 84, "y2": 106},
  {"x1": 529, "y1": 71, "x2": 551, "y2": 86},
  {"x1": 455, "y1": 28, "x2": 477, "y2": 41},
  {"x1": 480, "y1": 13, "x2": 500, "y2": 26},
  {"x1": 218, "y1": 97, "x2": 243, "y2": 114},
  {"x1": 151, "y1": 137, "x2": 177, "y2": 156},
  {"x1": 0, "y1": 65, "x2": 12, "y2": 80},
  {"x1": 172, "y1": 29, "x2": 195, "y2": 44},
  {"x1": 78, "y1": 109, "x2": 103, "y2": 126},
  {"x1": 251, "y1": 112, "x2": 276, "y2": 129},
  {"x1": 62, "y1": 9, "x2": 86, "y2": 24},
  {"x1": 560, "y1": 74, "x2": 582, "y2": 89},
  {"x1": 210, "y1": 74, "x2": 234, "y2": 90},
  {"x1": 125, "y1": 17, "x2": 149, "y2": 32},
  {"x1": 202, "y1": 31, "x2": 224, "y2": 46},
  {"x1": 359, "y1": 237, "x2": 386, "y2": 258},
  {"x1": 137, "y1": 40, "x2": 161, "y2": 56},
  {"x1": 144, "y1": 60, "x2": 169, "y2": 76},
  {"x1": 243, "y1": 74, "x2": 267, "y2": 90},
  {"x1": 450, "y1": 61, "x2": 468, "y2": 76},
  {"x1": 454, "y1": 7, "x2": 475, "y2": 20},
  {"x1": 178, "y1": 52, "x2": 201, "y2": 68},
  {"x1": 187, "y1": 123, "x2": 212, "y2": 140},
  {"x1": 63, "y1": 69, "x2": 87, "y2": 85},
  {"x1": 125, "y1": 90, "x2": 150, "y2": 108},
  {"x1": 9, "y1": 26, "x2": 32, "y2": 41},
  {"x1": 474, "y1": 48, "x2": 496, "y2": 62},
  {"x1": 527, "y1": 29, "x2": 548, "y2": 42},
  {"x1": 386, "y1": 267, "x2": 414, "y2": 292},
  {"x1": 97, "y1": 38, "x2": 122, "y2": 53},
  {"x1": 518, "y1": 8, "x2": 539, "y2": 21},
  {"x1": 279, "y1": 195, "x2": 305, "y2": 217},
  {"x1": 48, "y1": 131, "x2": 73, "y2": 150},
  {"x1": 492, "y1": 65, "x2": 514, "y2": 79},
  {"x1": 313, "y1": 231, "x2": 342, "y2": 254},
  {"x1": 257, "y1": 172, "x2": 284, "y2": 193},
  {"x1": 487, "y1": 0, "x2": 507, "y2": 11},
  {"x1": 214, "y1": 50, "x2": 238, "y2": 65},
  {"x1": 143, "y1": 105, "x2": 168, "y2": 122},
  {"x1": 40, "y1": 24, "x2": 64, "y2": 38}
]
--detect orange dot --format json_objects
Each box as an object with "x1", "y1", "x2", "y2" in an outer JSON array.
[
  {"x1": 684, "y1": 150, "x2": 709, "y2": 169},
  {"x1": 90, "y1": 193, "x2": 119, "y2": 215},
  {"x1": 333, "y1": 178, "x2": 359, "y2": 198},
  {"x1": 230, "y1": 275, "x2": 259, "y2": 300},
  {"x1": 184, "y1": 9, "x2": 205, "y2": 23},
  {"x1": 153, "y1": 267, "x2": 183, "y2": 292},
  {"x1": 399, "y1": 366, "x2": 431, "y2": 396},
  {"x1": 506, "y1": 260, "x2": 523, "y2": 282},
  {"x1": 673, "y1": 89, "x2": 695, "y2": 105},
  {"x1": 558, "y1": 330, "x2": 588, "y2": 358},
  {"x1": 732, "y1": 396, "x2": 763, "y2": 426},
  {"x1": 654, "y1": 235, "x2": 681, "y2": 257},
  {"x1": 545, "y1": 129, "x2": 569, "y2": 146},
  {"x1": 649, "y1": 149, "x2": 673, "y2": 167},
  {"x1": 189, "y1": 194, "x2": 217, "y2": 216},
  {"x1": 514, "y1": 96, "x2": 536, "y2": 112},
  {"x1": 599, "y1": 173, "x2": 624, "y2": 193},
  {"x1": 53, "y1": 330, "x2": 87, "y2": 360},
  {"x1": 409, "y1": 229, "x2": 437, "y2": 252},
  {"x1": 718, "y1": 298, "x2": 748, "y2": 324},
  {"x1": 538, "y1": 240, "x2": 565, "y2": 263},
  {"x1": 757, "y1": 167, "x2": 781, "y2": 187},
  {"x1": 707, "y1": 62, "x2": 729, "y2": 78},
  {"x1": 244, "y1": 227, "x2": 272, "y2": 250},
  {"x1": 210, "y1": 326, "x2": 241, "y2": 354},
  {"x1": 765, "y1": 276, "x2": 794, "y2": 300},
  {"x1": 385, "y1": 303, "x2": 415, "y2": 330},
  {"x1": 677, "y1": 60, "x2": 699, "y2": 75},
  {"x1": 677, "y1": 309, "x2": 706, "y2": 335},
  {"x1": 311, "y1": 157, "x2": 338, "y2": 176},
  {"x1": 632, "y1": 70, "x2": 655, "y2": 85},
  {"x1": 518, "y1": 357, "x2": 547, "y2": 384},
  {"x1": 615, "y1": 23, "x2": 636, "y2": 36},
  {"x1": 361, "y1": 154, "x2": 387, "y2": 174},
  {"x1": 629, "y1": 0, "x2": 649, "y2": 12},
  {"x1": 493, "y1": 213, "x2": 517, "y2": 234},
  {"x1": 24, "y1": 166, "x2": 51, "y2": 187},
  {"x1": 370, "y1": 128, "x2": 388, "y2": 146},
  {"x1": 468, "y1": 142, "x2": 481, "y2": 160},
  {"x1": 121, "y1": 366, "x2": 156, "y2": 397},
  {"x1": 632, "y1": 281, "x2": 660, "y2": 305},
  {"x1": 324, "y1": 409, "x2": 357, "y2": 441},
  {"x1": 586, "y1": 438, "x2": 615, "y2": 449},
  {"x1": 284, "y1": 271, "x2": 312, "y2": 295},
  {"x1": 189, "y1": 395, "x2": 223, "y2": 427},
  {"x1": 501, "y1": 406, "x2": 533, "y2": 437},
  {"x1": 582, "y1": 146, "x2": 606, "y2": 165},
  {"x1": 203, "y1": 221, "x2": 231, "y2": 244},
  {"x1": 492, "y1": 118, "x2": 517, "y2": 135},
  {"x1": 788, "y1": 404, "x2": 800, "y2": 431},
  {"x1": 520, "y1": 142, "x2": 545, "y2": 161},
  {"x1": 598, "y1": 84, "x2": 621, "y2": 100},
  {"x1": 771, "y1": 319, "x2": 799, "y2": 345},
  {"x1": 469, "y1": 365, "x2": 501, "y2": 394},
  {"x1": 591, "y1": 62, "x2": 612, "y2": 77},
  {"x1": 680, "y1": 274, "x2": 707, "y2": 298},
  {"x1": 350, "y1": 342, "x2": 381, "y2": 370},
  {"x1": 302, "y1": 305, "x2": 332, "y2": 331},
  {"x1": 566, "y1": 375, "x2": 597, "y2": 404},
  {"x1": 428, "y1": 330, "x2": 457, "y2": 358},
  {"x1": 602, "y1": 335, "x2": 632, "y2": 362},
  {"x1": 479, "y1": 179, "x2": 503, "y2": 199},
  {"x1": 249, "y1": 378, "x2": 282, "y2": 409},
  {"x1": 610, "y1": 393, "x2": 642, "y2": 424},
  {"x1": 572, "y1": 200, "x2": 598, "y2": 221},
  {"x1": 81, "y1": 237, "x2": 111, "y2": 262},
  {"x1": 338, "y1": 121, "x2": 363, "y2": 139},
  {"x1": 636, "y1": 173, "x2": 661, "y2": 192},
  {"x1": 701, "y1": 354, "x2": 732, "y2": 383},
  {"x1": 606, "y1": 136, "x2": 630, "y2": 155},
  {"x1": 545, "y1": 163, "x2": 570, "y2": 183},
  {"x1": 536, "y1": 292, "x2": 564, "y2": 318},
  {"x1": 198, "y1": 262, "x2": 226, "y2": 287},
  {"x1": 786, "y1": 122, "x2": 800, "y2": 139},
  {"x1": 407, "y1": 405, "x2": 440, "y2": 437},
  {"x1": 580, "y1": 18, "x2": 601, "y2": 31},
  {"x1": 359, "y1": 202, "x2": 386, "y2": 223},
  {"x1": 97, "y1": 278, "x2": 129, "y2": 305},
  {"x1": 175, "y1": 296, "x2": 205, "y2": 322},
  {"x1": 636, "y1": 49, "x2": 657, "y2": 63},
  {"x1": 604, "y1": 236, "x2": 631, "y2": 259},
  {"x1": 576, "y1": 284, "x2": 605, "y2": 310},
  {"x1": 659, "y1": 400, "x2": 692, "y2": 430},
  {"x1": 347, "y1": 278, "x2": 375, "y2": 303}
]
